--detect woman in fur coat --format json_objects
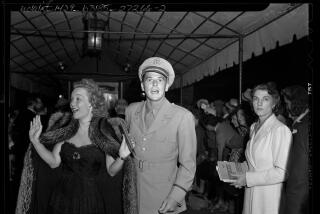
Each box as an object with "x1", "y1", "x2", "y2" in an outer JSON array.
[{"x1": 15, "y1": 79, "x2": 137, "y2": 214}]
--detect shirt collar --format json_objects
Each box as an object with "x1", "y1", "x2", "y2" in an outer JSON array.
[
  {"x1": 223, "y1": 113, "x2": 229, "y2": 119},
  {"x1": 145, "y1": 97, "x2": 166, "y2": 117},
  {"x1": 293, "y1": 108, "x2": 309, "y2": 125}
]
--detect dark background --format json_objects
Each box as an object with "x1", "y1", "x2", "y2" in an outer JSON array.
[
  {"x1": 123, "y1": 36, "x2": 312, "y2": 105},
  {"x1": 176, "y1": 36, "x2": 311, "y2": 104}
]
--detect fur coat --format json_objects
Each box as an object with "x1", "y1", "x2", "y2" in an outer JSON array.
[{"x1": 15, "y1": 116, "x2": 138, "y2": 214}]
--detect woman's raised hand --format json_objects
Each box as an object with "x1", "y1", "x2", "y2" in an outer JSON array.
[{"x1": 29, "y1": 115, "x2": 43, "y2": 144}]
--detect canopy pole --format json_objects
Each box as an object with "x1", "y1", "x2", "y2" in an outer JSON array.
[
  {"x1": 180, "y1": 75, "x2": 183, "y2": 105},
  {"x1": 119, "y1": 81, "x2": 123, "y2": 99},
  {"x1": 68, "y1": 80, "x2": 72, "y2": 100},
  {"x1": 239, "y1": 36, "x2": 244, "y2": 104}
]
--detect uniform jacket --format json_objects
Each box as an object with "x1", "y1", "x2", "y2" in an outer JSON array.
[
  {"x1": 243, "y1": 114, "x2": 292, "y2": 214},
  {"x1": 125, "y1": 98, "x2": 197, "y2": 214}
]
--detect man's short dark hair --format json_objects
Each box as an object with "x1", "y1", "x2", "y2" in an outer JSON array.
[{"x1": 282, "y1": 85, "x2": 308, "y2": 116}]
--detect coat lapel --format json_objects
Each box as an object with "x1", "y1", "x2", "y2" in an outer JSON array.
[
  {"x1": 132, "y1": 101, "x2": 145, "y2": 132},
  {"x1": 247, "y1": 114, "x2": 277, "y2": 169},
  {"x1": 247, "y1": 125, "x2": 257, "y2": 169},
  {"x1": 148, "y1": 99, "x2": 173, "y2": 133},
  {"x1": 252, "y1": 114, "x2": 277, "y2": 144}
]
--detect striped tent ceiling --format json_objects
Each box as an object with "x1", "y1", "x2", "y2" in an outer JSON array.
[{"x1": 10, "y1": 3, "x2": 308, "y2": 93}]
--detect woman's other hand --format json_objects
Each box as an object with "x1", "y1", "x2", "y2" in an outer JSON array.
[
  {"x1": 119, "y1": 134, "x2": 135, "y2": 159},
  {"x1": 29, "y1": 115, "x2": 42, "y2": 144}
]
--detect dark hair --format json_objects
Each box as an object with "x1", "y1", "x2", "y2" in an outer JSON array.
[
  {"x1": 204, "y1": 114, "x2": 221, "y2": 127},
  {"x1": 73, "y1": 79, "x2": 108, "y2": 117},
  {"x1": 252, "y1": 82, "x2": 281, "y2": 113},
  {"x1": 59, "y1": 103, "x2": 71, "y2": 112},
  {"x1": 282, "y1": 85, "x2": 308, "y2": 116},
  {"x1": 236, "y1": 103, "x2": 256, "y2": 127},
  {"x1": 189, "y1": 107, "x2": 202, "y2": 120},
  {"x1": 26, "y1": 94, "x2": 41, "y2": 107}
]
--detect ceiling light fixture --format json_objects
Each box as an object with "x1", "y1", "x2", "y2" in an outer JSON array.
[{"x1": 83, "y1": 12, "x2": 106, "y2": 56}]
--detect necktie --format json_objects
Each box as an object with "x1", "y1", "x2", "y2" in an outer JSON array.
[{"x1": 145, "y1": 110, "x2": 154, "y2": 129}]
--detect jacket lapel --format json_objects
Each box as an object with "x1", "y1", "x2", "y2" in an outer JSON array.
[
  {"x1": 247, "y1": 114, "x2": 277, "y2": 169},
  {"x1": 246, "y1": 125, "x2": 257, "y2": 169},
  {"x1": 252, "y1": 114, "x2": 277, "y2": 144},
  {"x1": 132, "y1": 101, "x2": 145, "y2": 132}
]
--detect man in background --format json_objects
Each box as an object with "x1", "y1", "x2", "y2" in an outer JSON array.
[{"x1": 281, "y1": 85, "x2": 310, "y2": 214}]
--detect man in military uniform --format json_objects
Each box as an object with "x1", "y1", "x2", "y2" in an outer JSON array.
[{"x1": 125, "y1": 57, "x2": 197, "y2": 214}]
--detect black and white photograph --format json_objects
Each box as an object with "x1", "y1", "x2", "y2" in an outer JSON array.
[{"x1": 1, "y1": 2, "x2": 317, "y2": 214}]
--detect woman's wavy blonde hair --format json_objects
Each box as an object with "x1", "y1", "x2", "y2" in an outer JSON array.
[{"x1": 73, "y1": 78, "x2": 108, "y2": 118}]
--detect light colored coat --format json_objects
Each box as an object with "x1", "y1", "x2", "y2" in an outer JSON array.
[
  {"x1": 125, "y1": 98, "x2": 197, "y2": 214},
  {"x1": 243, "y1": 114, "x2": 292, "y2": 214}
]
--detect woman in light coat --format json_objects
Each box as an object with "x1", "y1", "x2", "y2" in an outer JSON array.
[{"x1": 230, "y1": 82, "x2": 292, "y2": 214}]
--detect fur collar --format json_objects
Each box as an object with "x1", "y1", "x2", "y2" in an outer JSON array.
[{"x1": 16, "y1": 117, "x2": 138, "y2": 214}]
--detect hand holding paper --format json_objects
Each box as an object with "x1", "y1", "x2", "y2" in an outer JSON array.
[
  {"x1": 229, "y1": 173, "x2": 246, "y2": 188},
  {"x1": 216, "y1": 161, "x2": 248, "y2": 183}
]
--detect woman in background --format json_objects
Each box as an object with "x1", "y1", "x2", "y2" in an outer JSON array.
[{"x1": 230, "y1": 82, "x2": 292, "y2": 214}]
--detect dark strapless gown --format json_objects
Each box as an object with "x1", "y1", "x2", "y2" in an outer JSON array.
[{"x1": 49, "y1": 142, "x2": 123, "y2": 214}]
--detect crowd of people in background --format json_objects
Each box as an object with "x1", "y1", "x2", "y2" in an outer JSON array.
[
  {"x1": 186, "y1": 81, "x2": 310, "y2": 214},
  {"x1": 8, "y1": 72, "x2": 310, "y2": 214}
]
